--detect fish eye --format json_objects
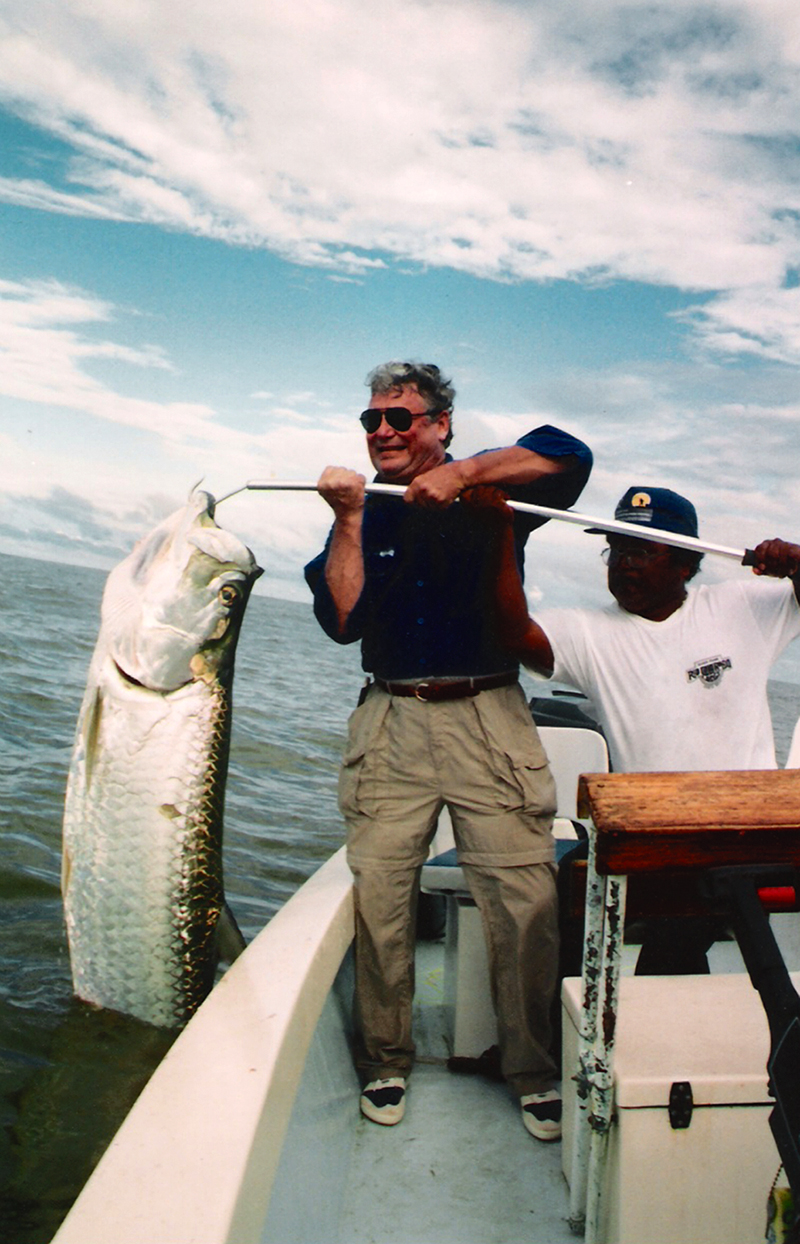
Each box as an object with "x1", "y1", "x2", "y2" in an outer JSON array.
[{"x1": 218, "y1": 584, "x2": 241, "y2": 606}]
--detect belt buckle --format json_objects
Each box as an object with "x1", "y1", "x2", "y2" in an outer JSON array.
[{"x1": 414, "y1": 681, "x2": 432, "y2": 701}]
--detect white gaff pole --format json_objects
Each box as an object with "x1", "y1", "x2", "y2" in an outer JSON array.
[{"x1": 233, "y1": 479, "x2": 754, "y2": 565}]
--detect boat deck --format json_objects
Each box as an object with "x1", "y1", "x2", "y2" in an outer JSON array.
[
  {"x1": 337, "y1": 917, "x2": 800, "y2": 1244},
  {"x1": 339, "y1": 940, "x2": 574, "y2": 1244},
  {"x1": 341, "y1": 1062, "x2": 573, "y2": 1244}
]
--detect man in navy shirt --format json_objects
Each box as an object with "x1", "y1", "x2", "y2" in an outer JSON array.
[{"x1": 305, "y1": 360, "x2": 592, "y2": 1140}]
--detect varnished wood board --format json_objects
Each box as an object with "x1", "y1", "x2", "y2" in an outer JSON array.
[{"x1": 576, "y1": 770, "x2": 800, "y2": 874}]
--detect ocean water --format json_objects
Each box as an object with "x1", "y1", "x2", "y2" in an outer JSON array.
[
  {"x1": 0, "y1": 551, "x2": 364, "y2": 1243},
  {"x1": 1, "y1": 550, "x2": 800, "y2": 1242}
]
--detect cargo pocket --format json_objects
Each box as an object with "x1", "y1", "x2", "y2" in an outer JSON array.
[
  {"x1": 506, "y1": 746, "x2": 557, "y2": 818},
  {"x1": 338, "y1": 688, "x2": 392, "y2": 820},
  {"x1": 471, "y1": 688, "x2": 556, "y2": 817}
]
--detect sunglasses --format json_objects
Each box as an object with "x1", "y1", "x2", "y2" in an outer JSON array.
[
  {"x1": 359, "y1": 407, "x2": 444, "y2": 434},
  {"x1": 601, "y1": 543, "x2": 669, "y2": 568}
]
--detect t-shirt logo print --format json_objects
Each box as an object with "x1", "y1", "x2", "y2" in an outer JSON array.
[{"x1": 686, "y1": 655, "x2": 733, "y2": 688}]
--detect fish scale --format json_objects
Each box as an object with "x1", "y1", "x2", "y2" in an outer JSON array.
[
  {"x1": 62, "y1": 491, "x2": 261, "y2": 1028},
  {"x1": 65, "y1": 672, "x2": 225, "y2": 1026}
]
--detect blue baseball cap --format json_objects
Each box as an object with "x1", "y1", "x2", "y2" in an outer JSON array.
[{"x1": 588, "y1": 487, "x2": 699, "y2": 538}]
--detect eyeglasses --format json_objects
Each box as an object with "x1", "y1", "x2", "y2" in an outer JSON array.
[
  {"x1": 601, "y1": 544, "x2": 668, "y2": 568},
  {"x1": 359, "y1": 407, "x2": 443, "y2": 434}
]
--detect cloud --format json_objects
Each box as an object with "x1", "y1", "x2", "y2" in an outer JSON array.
[
  {"x1": 1, "y1": 0, "x2": 799, "y2": 611},
  {"x1": 1, "y1": 265, "x2": 796, "y2": 582},
  {"x1": 0, "y1": 481, "x2": 183, "y2": 568},
  {"x1": 0, "y1": 174, "x2": 129, "y2": 219},
  {"x1": 676, "y1": 285, "x2": 800, "y2": 362},
  {"x1": 0, "y1": 0, "x2": 798, "y2": 355},
  {"x1": 0, "y1": 276, "x2": 376, "y2": 585},
  {"x1": 0, "y1": 277, "x2": 219, "y2": 438}
]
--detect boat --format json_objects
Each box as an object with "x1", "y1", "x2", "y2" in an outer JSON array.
[{"x1": 50, "y1": 720, "x2": 800, "y2": 1244}]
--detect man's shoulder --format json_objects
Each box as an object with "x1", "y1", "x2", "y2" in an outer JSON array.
[
  {"x1": 516, "y1": 424, "x2": 592, "y2": 460},
  {"x1": 465, "y1": 424, "x2": 592, "y2": 462},
  {"x1": 681, "y1": 577, "x2": 799, "y2": 636},
  {"x1": 687, "y1": 576, "x2": 795, "y2": 606}
]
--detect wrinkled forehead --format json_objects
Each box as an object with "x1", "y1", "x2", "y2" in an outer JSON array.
[
  {"x1": 606, "y1": 533, "x2": 664, "y2": 551},
  {"x1": 371, "y1": 382, "x2": 422, "y2": 402}
]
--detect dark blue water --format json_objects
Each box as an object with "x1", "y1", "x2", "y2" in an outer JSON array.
[{"x1": 1, "y1": 550, "x2": 799, "y2": 1242}]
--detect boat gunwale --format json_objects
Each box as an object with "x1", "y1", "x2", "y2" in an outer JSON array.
[{"x1": 52, "y1": 847, "x2": 355, "y2": 1244}]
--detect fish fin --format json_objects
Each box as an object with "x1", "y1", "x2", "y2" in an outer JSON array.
[
  {"x1": 61, "y1": 843, "x2": 72, "y2": 899},
  {"x1": 80, "y1": 686, "x2": 104, "y2": 790},
  {"x1": 217, "y1": 901, "x2": 247, "y2": 964}
]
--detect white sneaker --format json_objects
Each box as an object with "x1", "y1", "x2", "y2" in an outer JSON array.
[
  {"x1": 520, "y1": 1089, "x2": 562, "y2": 1141},
  {"x1": 359, "y1": 1077, "x2": 406, "y2": 1126}
]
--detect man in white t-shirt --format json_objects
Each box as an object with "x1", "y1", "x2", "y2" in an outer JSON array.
[
  {"x1": 480, "y1": 484, "x2": 800, "y2": 971},
  {"x1": 489, "y1": 484, "x2": 800, "y2": 772}
]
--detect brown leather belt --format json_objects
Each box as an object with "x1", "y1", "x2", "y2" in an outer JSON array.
[{"x1": 374, "y1": 671, "x2": 518, "y2": 702}]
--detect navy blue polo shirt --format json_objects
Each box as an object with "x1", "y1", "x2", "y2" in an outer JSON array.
[{"x1": 304, "y1": 425, "x2": 592, "y2": 681}]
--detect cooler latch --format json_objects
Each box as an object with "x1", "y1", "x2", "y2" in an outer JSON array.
[{"x1": 669, "y1": 1080, "x2": 694, "y2": 1129}]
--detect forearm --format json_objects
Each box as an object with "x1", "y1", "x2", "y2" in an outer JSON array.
[
  {"x1": 407, "y1": 445, "x2": 576, "y2": 508},
  {"x1": 324, "y1": 514, "x2": 365, "y2": 636},
  {"x1": 495, "y1": 544, "x2": 555, "y2": 678},
  {"x1": 493, "y1": 517, "x2": 535, "y2": 647},
  {"x1": 456, "y1": 444, "x2": 574, "y2": 490},
  {"x1": 463, "y1": 486, "x2": 555, "y2": 675},
  {"x1": 314, "y1": 467, "x2": 367, "y2": 636}
]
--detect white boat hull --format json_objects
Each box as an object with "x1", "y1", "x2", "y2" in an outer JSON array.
[{"x1": 53, "y1": 848, "x2": 356, "y2": 1244}]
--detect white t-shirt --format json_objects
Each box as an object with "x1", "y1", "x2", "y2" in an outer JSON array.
[{"x1": 538, "y1": 578, "x2": 800, "y2": 773}]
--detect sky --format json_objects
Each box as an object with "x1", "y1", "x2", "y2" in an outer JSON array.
[{"x1": 1, "y1": 0, "x2": 799, "y2": 674}]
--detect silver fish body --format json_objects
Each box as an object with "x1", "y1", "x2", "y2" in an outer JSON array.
[{"x1": 62, "y1": 491, "x2": 262, "y2": 1028}]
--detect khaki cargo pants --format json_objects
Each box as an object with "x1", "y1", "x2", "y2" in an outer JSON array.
[{"x1": 340, "y1": 681, "x2": 559, "y2": 1098}]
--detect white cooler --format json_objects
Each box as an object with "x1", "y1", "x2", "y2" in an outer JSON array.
[{"x1": 562, "y1": 972, "x2": 792, "y2": 1244}]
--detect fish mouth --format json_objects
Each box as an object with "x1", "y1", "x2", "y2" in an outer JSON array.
[
  {"x1": 112, "y1": 660, "x2": 193, "y2": 693},
  {"x1": 114, "y1": 661, "x2": 146, "y2": 688}
]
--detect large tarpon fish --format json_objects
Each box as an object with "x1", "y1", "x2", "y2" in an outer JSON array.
[{"x1": 62, "y1": 490, "x2": 262, "y2": 1029}]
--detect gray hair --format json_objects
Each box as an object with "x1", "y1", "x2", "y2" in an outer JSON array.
[{"x1": 366, "y1": 361, "x2": 455, "y2": 447}]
